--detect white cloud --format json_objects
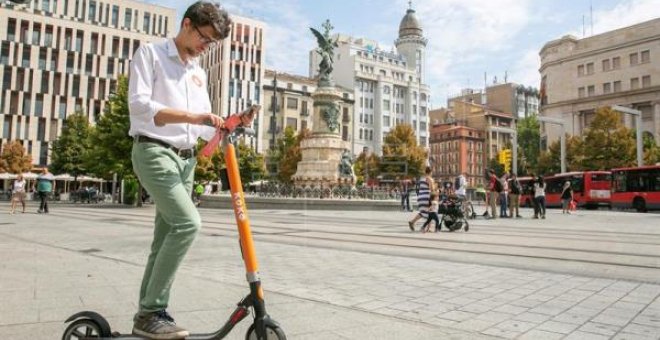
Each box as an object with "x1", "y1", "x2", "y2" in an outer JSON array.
[
  {"x1": 566, "y1": 0, "x2": 660, "y2": 37},
  {"x1": 407, "y1": 0, "x2": 533, "y2": 105},
  {"x1": 509, "y1": 48, "x2": 541, "y2": 89},
  {"x1": 592, "y1": 0, "x2": 660, "y2": 35}
]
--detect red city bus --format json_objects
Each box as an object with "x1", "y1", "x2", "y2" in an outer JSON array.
[
  {"x1": 611, "y1": 165, "x2": 660, "y2": 212},
  {"x1": 543, "y1": 171, "x2": 611, "y2": 209}
]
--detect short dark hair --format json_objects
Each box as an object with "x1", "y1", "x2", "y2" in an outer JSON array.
[{"x1": 182, "y1": 1, "x2": 232, "y2": 40}]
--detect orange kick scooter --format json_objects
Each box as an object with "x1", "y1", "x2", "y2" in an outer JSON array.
[{"x1": 62, "y1": 106, "x2": 286, "y2": 339}]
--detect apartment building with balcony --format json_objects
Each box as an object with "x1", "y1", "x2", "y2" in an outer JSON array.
[{"x1": 0, "y1": 0, "x2": 175, "y2": 166}]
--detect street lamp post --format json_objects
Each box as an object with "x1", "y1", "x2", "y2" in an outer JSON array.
[
  {"x1": 612, "y1": 105, "x2": 643, "y2": 167},
  {"x1": 538, "y1": 116, "x2": 566, "y2": 173},
  {"x1": 270, "y1": 75, "x2": 278, "y2": 151},
  {"x1": 488, "y1": 126, "x2": 518, "y2": 175}
]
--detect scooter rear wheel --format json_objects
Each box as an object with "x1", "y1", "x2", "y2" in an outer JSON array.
[
  {"x1": 62, "y1": 318, "x2": 106, "y2": 339},
  {"x1": 245, "y1": 323, "x2": 287, "y2": 340}
]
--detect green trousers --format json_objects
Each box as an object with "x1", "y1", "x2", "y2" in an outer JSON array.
[{"x1": 132, "y1": 141, "x2": 200, "y2": 313}]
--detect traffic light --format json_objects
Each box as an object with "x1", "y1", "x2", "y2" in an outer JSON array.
[
  {"x1": 498, "y1": 149, "x2": 512, "y2": 174},
  {"x1": 503, "y1": 149, "x2": 512, "y2": 164}
]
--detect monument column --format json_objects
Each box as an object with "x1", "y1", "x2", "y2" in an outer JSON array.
[{"x1": 292, "y1": 20, "x2": 356, "y2": 189}]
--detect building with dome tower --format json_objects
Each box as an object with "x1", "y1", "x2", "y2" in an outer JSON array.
[{"x1": 309, "y1": 3, "x2": 430, "y2": 156}]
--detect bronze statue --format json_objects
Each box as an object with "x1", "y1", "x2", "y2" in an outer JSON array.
[
  {"x1": 338, "y1": 149, "x2": 354, "y2": 177},
  {"x1": 310, "y1": 20, "x2": 338, "y2": 87}
]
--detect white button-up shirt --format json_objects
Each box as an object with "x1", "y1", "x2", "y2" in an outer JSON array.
[{"x1": 128, "y1": 38, "x2": 215, "y2": 149}]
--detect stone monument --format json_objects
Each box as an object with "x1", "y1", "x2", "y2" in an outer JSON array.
[{"x1": 292, "y1": 20, "x2": 356, "y2": 189}]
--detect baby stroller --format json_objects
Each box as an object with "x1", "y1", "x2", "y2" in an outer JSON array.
[{"x1": 438, "y1": 195, "x2": 470, "y2": 232}]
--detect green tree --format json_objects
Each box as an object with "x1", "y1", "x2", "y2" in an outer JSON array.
[
  {"x1": 277, "y1": 128, "x2": 310, "y2": 183},
  {"x1": 236, "y1": 142, "x2": 266, "y2": 186},
  {"x1": 381, "y1": 124, "x2": 426, "y2": 179},
  {"x1": 0, "y1": 141, "x2": 32, "y2": 173},
  {"x1": 50, "y1": 113, "x2": 92, "y2": 187},
  {"x1": 353, "y1": 151, "x2": 380, "y2": 185},
  {"x1": 266, "y1": 126, "x2": 297, "y2": 179},
  {"x1": 85, "y1": 75, "x2": 142, "y2": 204},
  {"x1": 195, "y1": 139, "x2": 222, "y2": 183},
  {"x1": 516, "y1": 115, "x2": 540, "y2": 174},
  {"x1": 536, "y1": 135, "x2": 585, "y2": 176},
  {"x1": 642, "y1": 131, "x2": 660, "y2": 165},
  {"x1": 582, "y1": 107, "x2": 635, "y2": 170},
  {"x1": 197, "y1": 138, "x2": 266, "y2": 189},
  {"x1": 86, "y1": 75, "x2": 134, "y2": 180}
]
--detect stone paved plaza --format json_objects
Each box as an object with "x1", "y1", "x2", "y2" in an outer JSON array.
[{"x1": 1, "y1": 202, "x2": 660, "y2": 339}]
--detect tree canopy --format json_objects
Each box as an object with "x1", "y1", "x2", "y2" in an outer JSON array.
[
  {"x1": 85, "y1": 75, "x2": 135, "y2": 180},
  {"x1": 381, "y1": 124, "x2": 426, "y2": 179},
  {"x1": 50, "y1": 113, "x2": 93, "y2": 184},
  {"x1": 516, "y1": 115, "x2": 540, "y2": 174},
  {"x1": 581, "y1": 107, "x2": 636, "y2": 170},
  {"x1": 0, "y1": 141, "x2": 32, "y2": 173},
  {"x1": 274, "y1": 127, "x2": 310, "y2": 183}
]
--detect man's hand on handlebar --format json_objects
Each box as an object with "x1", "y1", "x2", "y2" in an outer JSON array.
[{"x1": 193, "y1": 113, "x2": 225, "y2": 129}]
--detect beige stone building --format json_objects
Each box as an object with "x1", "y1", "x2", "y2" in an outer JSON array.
[
  {"x1": 448, "y1": 83, "x2": 540, "y2": 119},
  {"x1": 539, "y1": 18, "x2": 660, "y2": 148},
  {"x1": 262, "y1": 70, "x2": 354, "y2": 173},
  {"x1": 199, "y1": 14, "x2": 265, "y2": 152},
  {"x1": 0, "y1": 0, "x2": 175, "y2": 166}
]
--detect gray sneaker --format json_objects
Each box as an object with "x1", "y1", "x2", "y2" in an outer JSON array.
[{"x1": 132, "y1": 310, "x2": 189, "y2": 339}]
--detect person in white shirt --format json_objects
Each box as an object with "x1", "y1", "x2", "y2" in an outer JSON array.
[
  {"x1": 128, "y1": 2, "x2": 233, "y2": 339},
  {"x1": 534, "y1": 176, "x2": 547, "y2": 219},
  {"x1": 9, "y1": 174, "x2": 26, "y2": 214},
  {"x1": 455, "y1": 173, "x2": 467, "y2": 199}
]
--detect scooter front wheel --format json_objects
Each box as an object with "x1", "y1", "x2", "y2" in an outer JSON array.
[
  {"x1": 245, "y1": 323, "x2": 287, "y2": 340},
  {"x1": 62, "y1": 318, "x2": 106, "y2": 340}
]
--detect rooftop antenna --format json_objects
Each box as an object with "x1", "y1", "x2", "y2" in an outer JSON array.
[
  {"x1": 590, "y1": 0, "x2": 594, "y2": 36},
  {"x1": 582, "y1": 14, "x2": 585, "y2": 38},
  {"x1": 504, "y1": 70, "x2": 508, "y2": 83}
]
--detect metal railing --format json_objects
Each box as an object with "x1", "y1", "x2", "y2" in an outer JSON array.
[{"x1": 248, "y1": 182, "x2": 401, "y2": 200}]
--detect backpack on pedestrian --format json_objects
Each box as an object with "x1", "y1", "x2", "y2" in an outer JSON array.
[
  {"x1": 494, "y1": 178, "x2": 504, "y2": 193},
  {"x1": 510, "y1": 179, "x2": 521, "y2": 195}
]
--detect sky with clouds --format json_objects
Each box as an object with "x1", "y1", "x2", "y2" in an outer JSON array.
[{"x1": 144, "y1": 0, "x2": 660, "y2": 108}]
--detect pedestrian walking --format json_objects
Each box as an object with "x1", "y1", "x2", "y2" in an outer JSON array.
[
  {"x1": 35, "y1": 168, "x2": 55, "y2": 214},
  {"x1": 561, "y1": 181, "x2": 573, "y2": 214},
  {"x1": 9, "y1": 174, "x2": 27, "y2": 214},
  {"x1": 529, "y1": 173, "x2": 540, "y2": 218},
  {"x1": 127, "y1": 2, "x2": 234, "y2": 339},
  {"x1": 499, "y1": 173, "x2": 509, "y2": 218},
  {"x1": 400, "y1": 178, "x2": 411, "y2": 211},
  {"x1": 408, "y1": 167, "x2": 435, "y2": 231},
  {"x1": 534, "y1": 176, "x2": 547, "y2": 219},
  {"x1": 487, "y1": 169, "x2": 501, "y2": 219},
  {"x1": 508, "y1": 173, "x2": 522, "y2": 218},
  {"x1": 420, "y1": 193, "x2": 440, "y2": 233},
  {"x1": 193, "y1": 182, "x2": 204, "y2": 206}
]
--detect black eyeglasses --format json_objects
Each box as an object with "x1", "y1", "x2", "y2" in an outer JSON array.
[{"x1": 194, "y1": 26, "x2": 219, "y2": 46}]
